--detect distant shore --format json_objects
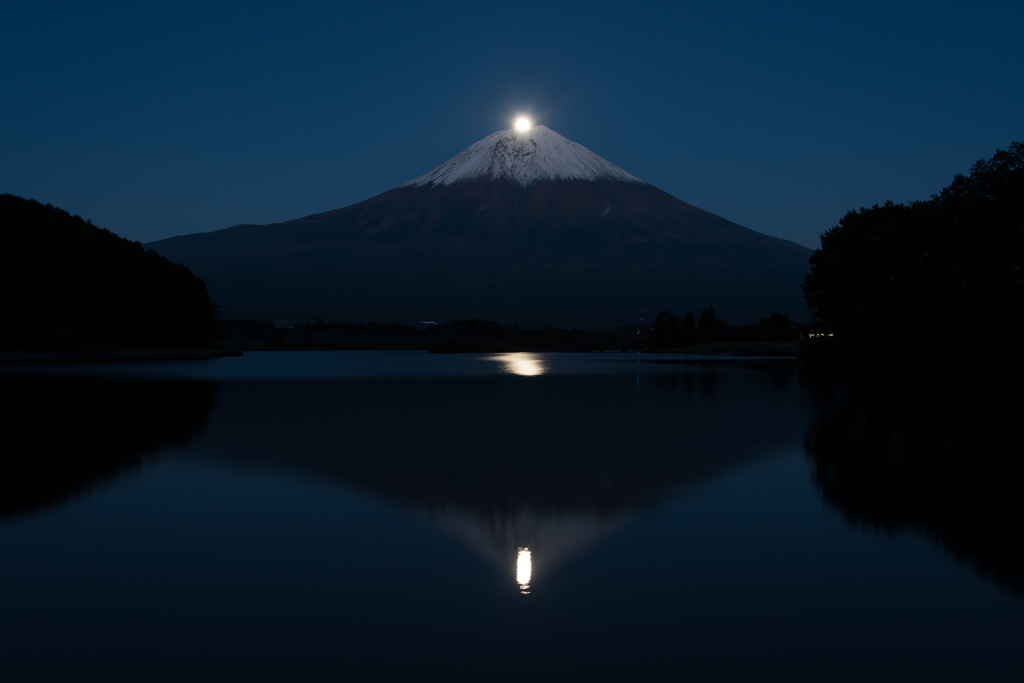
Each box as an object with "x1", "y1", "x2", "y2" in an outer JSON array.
[
  {"x1": 209, "y1": 318, "x2": 805, "y2": 355},
  {"x1": 0, "y1": 340, "x2": 803, "y2": 366},
  {"x1": 0, "y1": 349, "x2": 243, "y2": 366}
]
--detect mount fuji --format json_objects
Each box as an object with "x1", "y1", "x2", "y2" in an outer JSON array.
[{"x1": 148, "y1": 125, "x2": 812, "y2": 326}]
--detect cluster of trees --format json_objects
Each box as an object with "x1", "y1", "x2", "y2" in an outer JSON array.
[
  {"x1": 220, "y1": 308, "x2": 802, "y2": 353},
  {"x1": 1, "y1": 195, "x2": 217, "y2": 350},
  {"x1": 650, "y1": 307, "x2": 725, "y2": 349},
  {"x1": 651, "y1": 307, "x2": 800, "y2": 350},
  {"x1": 801, "y1": 142, "x2": 1023, "y2": 367},
  {"x1": 220, "y1": 318, "x2": 657, "y2": 353}
]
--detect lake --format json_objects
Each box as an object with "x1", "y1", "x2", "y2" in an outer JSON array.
[{"x1": 2, "y1": 351, "x2": 1021, "y2": 681}]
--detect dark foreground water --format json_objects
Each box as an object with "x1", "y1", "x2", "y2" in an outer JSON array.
[{"x1": 2, "y1": 352, "x2": 1021, "y2": 681}]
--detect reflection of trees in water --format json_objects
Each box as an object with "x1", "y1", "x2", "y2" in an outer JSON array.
[
  {"x1": 0, "y1": 377, "x2": 218, "y2": 519},
  {"x1": 649, "y1": 359, "x2": 798, "y2": 403},
  {"x1": 654, "y1": 371, "x2": 717, "y2": 400},
  {"x1": 754, "y1": 366, "x2": 798, "y2": 396},
  {"x1": 651, "y1": 368, "x2": 718, "y2": 401},
  {"x1": 804, "y1": 373, "x2": 1024, "y2": 595}
]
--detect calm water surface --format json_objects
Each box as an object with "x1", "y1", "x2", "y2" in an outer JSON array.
[{"x1": 1, "y1": 351, "x2": 1021, "y2": 681}]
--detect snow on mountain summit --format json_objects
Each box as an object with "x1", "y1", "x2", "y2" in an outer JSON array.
[{"x1": 400, "y1": 125, "x2": 645, "y2": 188}]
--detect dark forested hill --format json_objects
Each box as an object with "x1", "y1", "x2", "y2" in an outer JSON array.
[
  {"x1": 1, "y1": 194, "x2": 216, "y2": 350},
  {"x1": 801, "y1": 141, "x2": 1023, "y2": 370}
]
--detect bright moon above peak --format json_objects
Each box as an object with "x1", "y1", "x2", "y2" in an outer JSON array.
[{"x1": 514, "y1": 117, "x2": 531, "y2": 131}]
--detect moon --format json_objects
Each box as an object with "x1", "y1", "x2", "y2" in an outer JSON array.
[{"x1": 514, "y1": 117, "x2": 531, "y2": 131}]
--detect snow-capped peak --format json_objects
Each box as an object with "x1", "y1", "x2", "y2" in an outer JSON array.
[{"x1": 400, "y1": 125, "x2": 645, "y2": 188}]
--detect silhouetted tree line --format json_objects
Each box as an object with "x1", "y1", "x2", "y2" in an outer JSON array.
[
  {"x1": 650, "y1": 307, "x2": 801, "y2": 350},
  {"x1": 218, "y1": 308, "x2": 802, "y2": 353},
  {"x1": 804, "y1": 371, "x2": 1024, "y2": 596},
  {"x1": 219, "y1": 317, "x2": 653, "y2": 352},
  {"x1": 801, "y1": 142, "x2": 1023, "y2": 370},
  {"x1": 1, "y1": 194, "x2": 216, "y2": 350}
]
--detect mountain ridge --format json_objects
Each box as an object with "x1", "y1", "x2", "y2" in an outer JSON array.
[{"x1": 148, "y1": 126, "x2": 812, "y2": 326}]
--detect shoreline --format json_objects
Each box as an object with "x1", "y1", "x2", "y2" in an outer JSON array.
[{"x1": 0, "y1": 349, "x2": 243, "y2": 365}]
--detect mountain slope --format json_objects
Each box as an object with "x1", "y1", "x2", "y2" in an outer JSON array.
[{"x1": 148, "y1": 126, "x2": 812, "y2": 325}]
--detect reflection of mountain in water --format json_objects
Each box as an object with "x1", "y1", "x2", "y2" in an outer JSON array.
[
  {"x1": 427, "y1": 504, "x2": 631, "y2": 584},
  {"x1": 1, "y1": 377, "x2": 218, "y2": 519},
  {"x1": 804, "y1": 373, "x2": 1024, "y2": 596},
  {"x1": 197, "y1": 367, "x2": 807, "y2": 581}
]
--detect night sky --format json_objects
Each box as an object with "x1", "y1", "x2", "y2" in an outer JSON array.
[{"x1": 3, "y1": 1, "x2": 1021, "y2": 249}]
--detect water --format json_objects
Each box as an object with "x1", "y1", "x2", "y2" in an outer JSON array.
[{"x1": 1, "y1": 352, "x2": 1021, "y2": 681}]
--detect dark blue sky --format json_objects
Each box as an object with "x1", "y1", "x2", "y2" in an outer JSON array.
[{"x1": 3, "y1": 1, "x2": 1021, "y2": 249}]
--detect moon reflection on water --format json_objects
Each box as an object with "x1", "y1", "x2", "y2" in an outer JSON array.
[
  {"x1": 517, "y1": 548, "x2": 532, "y2": 594},
  {"x1": 493, "y1": 353, "x2": 546, "y2": 377}
]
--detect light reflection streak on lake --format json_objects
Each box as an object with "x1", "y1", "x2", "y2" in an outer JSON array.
[
  {"x1": 492, "y1": 353, "x2": 546, "y2": 376},
  {"x1": 517, "y1": 548, "x2": 532, "y2": 594}
]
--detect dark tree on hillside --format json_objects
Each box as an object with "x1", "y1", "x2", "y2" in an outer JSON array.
[
  {"x1": 681, "y1": 311, "x2": 697, "y2": 345},
  {"x1": 756, "y1": 312, "x2": 796, "y2": 341},
  {"x1": 802, "y1": 142, "x2": 1024, "y2": 352},
  {"x1": 651, "y1": 310, "x2": 682, "y2": 349},
  {"x1": 697, "y1": 305, "x2": 728, "y2": 343},
  {"x1": 698, "y1": 306, "x2": 713, "y2": 331},
  {"x1": 1, "y1": 195, "x2": 216, "y2": 350}
]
